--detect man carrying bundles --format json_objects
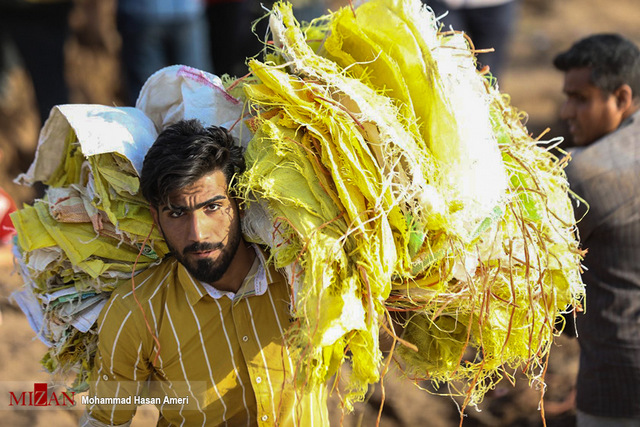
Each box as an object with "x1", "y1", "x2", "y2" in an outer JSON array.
[{"x1": 79, "y1": 119, "x2": 329, "y2": 426}]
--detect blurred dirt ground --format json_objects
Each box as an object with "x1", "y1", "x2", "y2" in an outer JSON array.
[{"x1": 0, "y1": 0, "x2": 638, "y2": 426}]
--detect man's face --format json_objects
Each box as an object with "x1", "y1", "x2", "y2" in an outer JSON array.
[
  {"x1": 151, "y1": 169, "x2": 242, "y2": 285},
  {"x1": 560, "y1": 67, "x2": 625, "y2": 146}
]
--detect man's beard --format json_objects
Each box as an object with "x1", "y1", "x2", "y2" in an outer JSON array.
[{"x1": 162, "y1": 221, "x2": 242, "y2": 285}]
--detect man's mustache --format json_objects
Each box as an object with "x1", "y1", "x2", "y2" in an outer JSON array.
[{"x1": 183, "y1": 242, "x2": 224, "y2": 254}]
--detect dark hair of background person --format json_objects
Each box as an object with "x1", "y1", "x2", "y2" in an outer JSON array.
[
  {"x1": 140, "y1": 119, "x2": 245, "y2": 209},
  {"x1": 553, "y1": 33, "x2": 640, "y2": 98}
]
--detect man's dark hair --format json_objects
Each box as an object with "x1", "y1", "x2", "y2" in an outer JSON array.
[
  {"x1": 140, "y1": 119, "x2": 245, "y2": 208},
  {"x1": 553, "y1": 33, "x2": 640, "y2": 98}
]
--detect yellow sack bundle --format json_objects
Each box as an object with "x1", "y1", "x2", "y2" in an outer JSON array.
[
  {"x1": 237, "y1": 0, "x2": 584, "y2": 410},
  {"x1": 11, "y1": 104, "x2": 168, "y2": 390}
]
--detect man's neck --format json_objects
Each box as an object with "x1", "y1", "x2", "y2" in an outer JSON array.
[
  {"x1": 620, "y1": 102, "x2": 640, "y2": 123},
  {"x1": 211, "y1": 241, "x2": 256, "y2": 293}
]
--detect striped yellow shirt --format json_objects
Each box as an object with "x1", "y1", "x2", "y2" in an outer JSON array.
[{"x1": 85, "y1": 246, "x2": 328, "y2": 426}]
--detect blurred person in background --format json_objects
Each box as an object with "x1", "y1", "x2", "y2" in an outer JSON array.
[
  {"x1": 0, "y1": 0, "x2": 72, "y2": 125},
  {"x1": 0, "y1": 0, "x2": 77, "y2": 202},
  {"x1": 288, "y1": 0, "x2": 331, "y2": 22},
  {"x1": 205, "y1": 0, "x2": 336, "y2": 78},
  {"x1": 117, "y1": 0, "x2": 213, "y2": 104},
  {"x1": 423, "y1": 0, "x2": 519, "y2": 82},
  {"x1": 554, "y1": 33, "x2": 640, "y2": 427},
  {"x1": 205, "y1": 0, "x2": 275, "y2": 78},
  {"x1": 206, "y1": 0, "x2": 252, "y2": 77}
]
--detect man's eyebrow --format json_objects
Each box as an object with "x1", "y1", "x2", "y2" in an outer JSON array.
[{"x1": 161, "y1": 195, "x2": 227, "y2": 212}]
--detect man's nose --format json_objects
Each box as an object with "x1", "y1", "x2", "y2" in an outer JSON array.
[
  {"x1": 187, "y1": 211, "x2": 209, "y2": 242},
  {"x1": 560, "y1": 100, "x2": 574, "y2": 120}
]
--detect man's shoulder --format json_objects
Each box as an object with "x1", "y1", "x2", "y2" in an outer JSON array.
[
  {"x1": 96, "y1": 257, "x2": 181, "y2": 344},
  {"x1": 252, "y1": 243, "x2": 290, "y2": 286},
  {"x1": 106, "y1": 257, "x2": 179, "y2": 311}
]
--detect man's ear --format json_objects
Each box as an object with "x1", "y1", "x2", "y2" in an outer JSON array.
[
  {"x1": 150, "y1": 205, "x2": 160, "y2": 227},
  {"x1": 613, "y1": 84, "x2": 634, "y2": 112}
]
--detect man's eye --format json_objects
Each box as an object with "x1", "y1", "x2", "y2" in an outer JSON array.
[
  {"x1": 168, "y1": 210, "x2": 184, "y2": 218},
  {"x1": 205, "y1": 203, "x2": 221, "y2": 212}
]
